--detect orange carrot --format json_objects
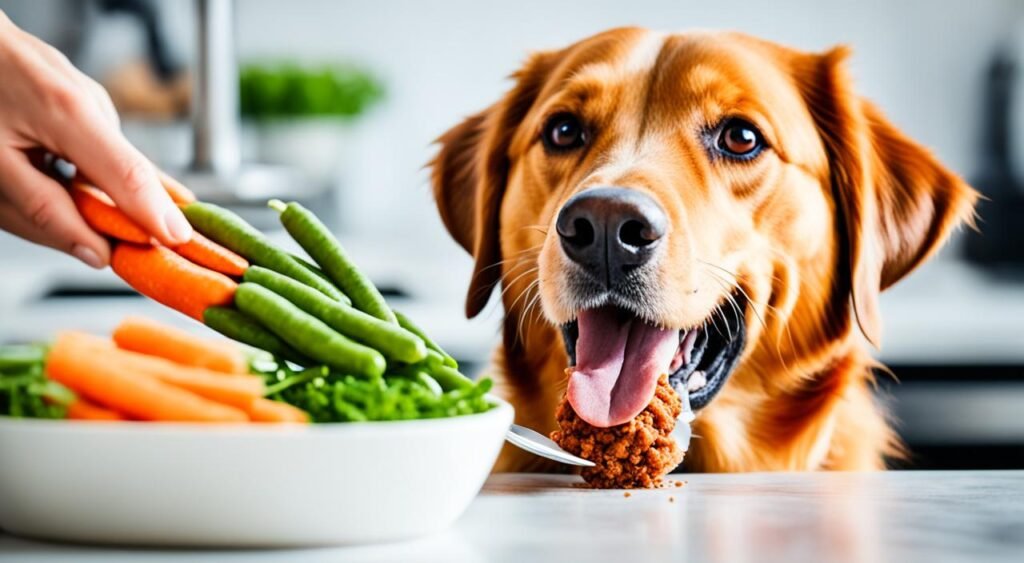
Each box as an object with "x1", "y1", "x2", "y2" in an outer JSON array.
[
  {"x1": 160, "y1": 171, "x2": 197, "y2": 205},
  {"x1": 47, "y1": 332, "x2": 249, "y2": 423},
  {"x1": 111, "y1": 244, "x2": 238, "y2": 321},
  {"x1": 73, "y1": 176, "x2": 245, "y2": 277},
  {"x1": 63, "y1": 332, "x2": 263, "y2": 409},
  {"x1": 247, "y1": 398, "x2": 310, "y2": 423},
  {"x1": 173, "y1": 231, "x2": 249, "y2": 277},
  {"x1": 71, "y1": 182, "x2": 150, "y2": 244},
  {"x1": 113, "y1": 316, "x2": 248, "y2": 374},
  {"x1": 67, "y1": 398, "x2": 126, "y2": 421},
  {"x1": 120, "y1": 356, "x2": 262, "y2": 409}
]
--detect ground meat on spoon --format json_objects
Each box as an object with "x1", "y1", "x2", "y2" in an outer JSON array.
[{"x1": 551, "y1": 374, "x2": 684, "y2": 489}]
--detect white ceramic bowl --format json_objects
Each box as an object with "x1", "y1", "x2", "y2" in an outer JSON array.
[{"x1": 0, "y1": 398, "x2": 512, "y2": 547}]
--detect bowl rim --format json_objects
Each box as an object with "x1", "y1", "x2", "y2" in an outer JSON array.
[{"x1": 0, "y1": 395, "x2": 513, "y2": 437}]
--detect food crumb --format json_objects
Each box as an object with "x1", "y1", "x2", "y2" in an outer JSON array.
[
  {"x1": 674, "y1": 480, "x2": 684, "y2": 487},
  {"x1": 668, "y1": 496, "x2": 675, "y2": 503},
  {"x1": 623, "y1": 492, "x2": 632, "y2": 498}
]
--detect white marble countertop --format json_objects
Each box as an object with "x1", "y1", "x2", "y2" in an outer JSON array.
[{"x1": 1, "y1": 471, "x2": 1021, "y2": 562}]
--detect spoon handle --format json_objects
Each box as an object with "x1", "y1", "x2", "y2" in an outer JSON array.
[{"x1": 505, "y1": 424, "x2": 595, "y2": 467}]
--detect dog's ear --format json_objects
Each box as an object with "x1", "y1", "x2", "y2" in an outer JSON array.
[
  {"x1": 430, "y1": 52, "x2": 557, "y2": 318},
  {"x1": 797, "y1": 47, "x2": 978, "y2": 346}
]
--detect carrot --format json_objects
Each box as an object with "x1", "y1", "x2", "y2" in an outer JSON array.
[
  {"x1": 113, "y1": 316, "x2": 248, "y2": 374},
  {"x1": 63, "y1": 332, "x2": 263, "y2": 409},
  {"x1": 73, "y1": 177, "x2": 245, "y2": 277},
  {"x1": 71, "y1": 182, "x2": 150, "y2": 244},
  {"x1": 47, "y1": 332, "x2": 248, "y2": 423},
  {"x1": 67, "y1": 397, "x2": 126, "y2": 421},
  {"x1": 160, "y1": 171, "x2": 197, "y2": 205},
  {"x1": 247, "y1": 398, "x2": 310, "y2": 423},
  {"x1": 111, "y1": 244, "x2": 238, "y2": 321},
  {"x1": 173, "y1": 231, "x2": 249, "y2": 277}
]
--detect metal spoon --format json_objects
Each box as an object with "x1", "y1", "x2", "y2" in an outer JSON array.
[
  {"x1": 671, "y1": 384, "x2": 696, "y2": 453},
  {"x1": 505, "y1": 424, "x2": 595, "y2": 467}
]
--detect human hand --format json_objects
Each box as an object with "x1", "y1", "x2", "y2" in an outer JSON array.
[{"x1": 0, "y1": 11, "x2": 191, "y2": 268}]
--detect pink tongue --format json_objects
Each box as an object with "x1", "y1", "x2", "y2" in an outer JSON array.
[{"x1": 566, "y1": 307, "x2": 680, "y2": 427}]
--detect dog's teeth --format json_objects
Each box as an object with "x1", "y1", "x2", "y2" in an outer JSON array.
[
  {"x1": 679, "y1": 330, "x2": 699, "y2": 366},
  {"x1": 687, "y1": 371, "x2": 707, "y2": 392}
]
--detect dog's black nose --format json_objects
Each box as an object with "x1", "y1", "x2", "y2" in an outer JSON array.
[{"x1": 556, "y1": 187, "x2": 667, "y2": 288}]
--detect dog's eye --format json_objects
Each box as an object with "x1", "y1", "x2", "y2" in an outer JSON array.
[
  {"x1": 542, "y1": 113, "x2": 587, "y2": 151},
  {"x1": 716, "y1": 119, "x2": 764, "y2": 158}
]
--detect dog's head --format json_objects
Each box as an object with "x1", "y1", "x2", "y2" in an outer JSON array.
[{"x1": 431, "y1": 28, "x2": 977, "y2": 429}]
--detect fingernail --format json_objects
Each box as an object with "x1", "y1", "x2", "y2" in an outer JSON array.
[
  {"x1": 72, "y1": 245, "x2": 105, "y2": 269},
  {"x1": 165, "y1": 208, "x2": 193, "y2": 244}
]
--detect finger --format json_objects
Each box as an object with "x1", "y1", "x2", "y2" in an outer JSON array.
[
  {"x1": 0, "y1": 150, "x2": 111, "y2": 268},
  {"x1": 47, "y1": 110, "x2": 191, "y2": 246},
  {"x1": 0, "y1": 201, "x2": 110, "y2": 269},
  {"x1": 9, "y1": 28, "x2": 188, "y2": 245},
  {"x1": 84, "y1": 76, "x2": 120, "y2": 126},
  {"x1": 0, "y1": 199, "x2": 65, "y2": 251},
  {"x1": 16, "y1": 25, "x2": 84, "y2": 83},
  {"x1": 17, "y1": 30, "x2": 121, "y2": 131}
]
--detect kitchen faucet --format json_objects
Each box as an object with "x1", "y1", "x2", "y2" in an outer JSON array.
[{"x1": 183, "y1": 0, "x2": 320, "y2": 207}]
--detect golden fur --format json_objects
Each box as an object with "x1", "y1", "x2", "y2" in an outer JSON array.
[{"x1": 431, "y1": 28, "x2": 978, "y2": 472}]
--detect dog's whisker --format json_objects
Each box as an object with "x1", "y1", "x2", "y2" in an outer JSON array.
[
  {"x1": 699, "y1": 261, "x2": 771, "y2": 333},
  {"x1": 513, "y1": 280, "x2": 542, "y2": 346},
  {"x1": 701, "y1": 265, "x2": 799, "y2": 374},
  {"x1": 517, "y1": 224, "x2": 550, "y2": 235},
  {"x1": 696, "y1": 259, "x2": 740, "y2": 280},
  {"x1": 507, "y1": 278, "x2": 541, "y2": 320},
  {"x1": 496, "y1": 270, "x2": 535, "y2": 303},
  {"x1": 702, "y1": 268, "x2": 742, "y2": 336},
  {"x1": 696, "y1": 258, "x2": 784, "y2": 312},
  {"x1": 492, "y1": 252, "x2": 538, "y2": 275},
  {"x1": 705, "y1": 301, "x2": 728, "y2": 340},
  {"x1": 724, "y1": 292, "x2": 745, "y2": 338},
  {"x1": 701, "y1": 258, "x2": 797, "y2": 361},
  {"x1": 520, "y1": 287, "x2": 545, "y2": 344},
  {"x1": 514, "y1": 286, "x2": 534, "y2": 344},
  {"x1": 705, "y1": 262, "x2": 797, "y2": 363},
  {"x1": 493, "y1": 259, "x2": 534, "y2": 283},
  {"x1": 478, "y1": 245, "x2": 543, "y2": 276},
  {"x1": 493, "y1": 248, "x2": 542, "y2": 276},
  {"x1": 506, "y1": 280, "x2": 538, "y2": 349},
  {"x1": 496, "y1": 259, "x2": 537, "y2": 283},
  {"x1": 497, "y1": 267, "x2": 540, "y2": 304}
]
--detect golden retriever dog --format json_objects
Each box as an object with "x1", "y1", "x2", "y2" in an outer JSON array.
[{"x1": 430, "y1": 27, "x2": 978, "y2": 473}]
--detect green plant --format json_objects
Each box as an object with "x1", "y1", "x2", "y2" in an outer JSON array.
[{"x1": 239, "y1": 63, "x2": 384, "y2": 120}]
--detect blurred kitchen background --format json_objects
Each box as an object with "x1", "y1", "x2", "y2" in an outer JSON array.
[{"x1": 1, "y1": 0, "x2": 1023, "y2": 470}]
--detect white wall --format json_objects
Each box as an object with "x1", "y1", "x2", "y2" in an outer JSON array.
[
  {"x1": 225, "y1": 0, "x2": 1022, "y2": 245},
  {"x1": 1, "y1": 0, "x2": 1021, "y2": 259}
]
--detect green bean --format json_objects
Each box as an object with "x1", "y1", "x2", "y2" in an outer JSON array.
[
  {"x1": 244, "y1": 266, "x2": 426, "y2": 363},
  {"x1": 291, "y1": 253, "x2": 351, "y2": 306},
  {"x1": 387, "y1": 365, "x2": 443, "y2": 396},
  {"x1": 423, "y1": 349, "x2": 446, "y2": 371},
  {"x1": 393, "y1": 310, "x2": 457, "y2": 368},
  {"x1": 270, "y1": 200, "x2": 397, "y2": 324},
  {"x1": 203, "y1": 306, "x2": 310, "y2": 365},
  {"x1": 0, "y1": 345, "x2": 46, "y2": 373},
  {"x1": 428, "y1": 364, "x2": 475, "y2": 392},
  {"x1": 235, "y1": 283, "x2": 386, "y2": 378},
  {"x1": 183, "y1": 202, "x2": 345, "y2": 301}
]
